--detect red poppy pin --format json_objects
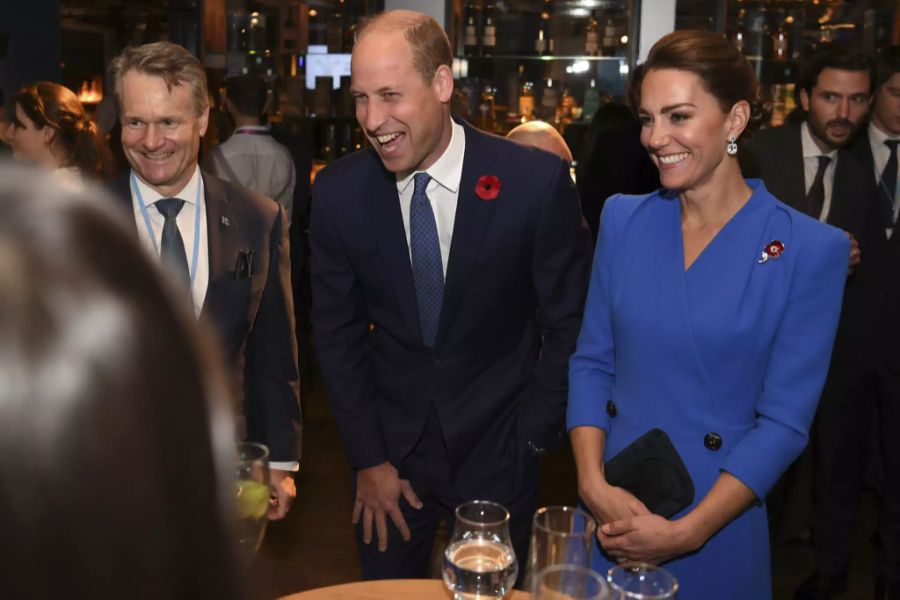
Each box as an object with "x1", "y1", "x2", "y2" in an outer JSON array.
[
  {"x1": 475, "y1": 175, "x2": 501, "y2": 201},
  {"x1": 758, "y1": 240, "x2": 785, "y2": 264}
]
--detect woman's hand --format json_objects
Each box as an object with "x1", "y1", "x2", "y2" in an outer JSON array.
[
  {"x1": 598, "y1": 514, "x2": 698, "y2": 565},
  {"x1": 579, "y1": 477, "x2": 651, "y2": 525}
]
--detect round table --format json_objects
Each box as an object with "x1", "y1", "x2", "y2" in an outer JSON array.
[{"x1": 279, "y1": 579, "x2": 531, "y2": 599}]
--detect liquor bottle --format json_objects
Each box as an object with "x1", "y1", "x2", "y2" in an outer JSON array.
[
  {"x1": 558, "y1": 88, "x2": 576, "y2": 124},
  {"x1": 582, "y1": 78, "x2": 600, "y2": 121},
  {"x1": 482, "y1": 1, "x2": 497, "y2": 57},
  {"x1": 478, "y1": 85, "x2": 497, "y2": 132},
  {"x1": 463, "y1": 3, "x2": 479, "y2": 56},
  {"x1": 601, "y1": 14, "x2": 618, "y2": 56},
  {"x1": 585, "y1": 11, "x2": 600, "y2": 57},
  {"x1": 535, "y1": 0, "x2": 554, "y2": 56},
  {"x1": 518, "y1": 80, "x2": 535, "y2": 122},
  {"x1": 771, "y1": 24, "x2": 789, "y2": 62},
  {"x1": 540, "y1": 78, "x2": 558, "y2": 121}
]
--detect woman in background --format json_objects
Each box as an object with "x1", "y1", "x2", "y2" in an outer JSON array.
[
  {"x1": 5, "y1": 82, "x2": 110, "y2": 186},
  {"x1": 568, "y1": 30, "x2": 849, "y2": 598},
  {"x1": 0, "y1": 164, "x2": 246, "y2": 600}
]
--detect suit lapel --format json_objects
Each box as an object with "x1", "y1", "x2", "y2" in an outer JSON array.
[
  {"x1": 830, "y1": 140, "x2": 868, "y2": 230},
  {"x1": 365, "y1": 156, "x2": 424, "y2": 344},
  {"x1": 782, "y1": 124, "x2": 807, "y2": 211},
  {"x1": 108, "y1": 173, "x2": 138, "y2": 232},
  {"x1": 199, "y1": 172, "x2": 240, "y2": 320},
  {"x1": 436, "y1": 124, "x2": 498, "y2": 347}
]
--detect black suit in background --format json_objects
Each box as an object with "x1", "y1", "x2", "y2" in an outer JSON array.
[
  {"x1": 110, "y1": 172, "x2": 303, "y2": 463},
  {"x1": 744, "y1": 122, "x2": 889, "y2": 583}
]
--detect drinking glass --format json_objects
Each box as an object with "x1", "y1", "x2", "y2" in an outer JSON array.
[
  {"x1": 532, "y1": 564, "x2": 610, "y2": 600},
  {"x1": 443, "y1": 500, "x2": 519, "y2": 600},
  {"x1": 607, "y1": 563, "x2": 678, "y2": 599},
  {"x1": 527, "y1": 506, "x2": 597, "y2": 587},
  {"x1": 235, "y1": 442, "x2": 270, "y2": 555}
]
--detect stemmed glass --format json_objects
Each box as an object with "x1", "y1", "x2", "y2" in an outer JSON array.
[
  {"x1": 442, "y1": 500, "x2": 519, "y2": 600},
  {"x1": 532, "y1": 564, "x2": 610, "y2": 600},
  {"x1": 527, "y1": 506, "x2": 597, "y2": 588},
  {"x1": 235, "y1": 442, "x2": 270, "y2": 556},
  {"x1": 607, "y1": 563, "x2": 678, "y2": 599}
]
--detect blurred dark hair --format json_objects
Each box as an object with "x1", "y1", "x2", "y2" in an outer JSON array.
[
  {"x1": 9, "y1": 82, "x2": 111, "y2": 179},
  {"x1": 795, "y1": 45, "x2": 874, "y2": 105},
  {"x1": 641, "y1": 30, "x2": 765, "y2": 137},
  {"x1": 875, "y1": 46, "x2": 900, "y2": 91},
  {"x1": 0, "y1": 165, "x2": 246, "y2": 600},
  {"x1": 225, "y1": 75, "x2": 268, "y2": 119}
]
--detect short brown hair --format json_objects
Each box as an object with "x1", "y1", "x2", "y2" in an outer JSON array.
[
  {"x1": 643, "y1": 30, "x2": 764, "y2": 135},
  {"x1": 356, "y1": 10, "x2": 452, "y2": 84},
  {"x1": 110, "y1": 41, "x2": 209, "y2": 116}
]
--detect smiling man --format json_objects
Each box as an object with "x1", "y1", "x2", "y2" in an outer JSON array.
[
  {"x1": 108, "y1": 42, "x2": 302, "y2": 520},
  {"x1": 310, "y1": 10, "x2": 591, "y2": 580}
]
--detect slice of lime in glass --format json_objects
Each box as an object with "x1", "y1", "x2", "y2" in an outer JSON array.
[{"x1": 236, "y1": 480, "x2": 270, "y2": 520}]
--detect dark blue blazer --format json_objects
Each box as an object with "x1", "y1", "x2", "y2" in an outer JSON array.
[
  {"x1": 310, "y1": 121, "x2": 592, "y2": 500},
  {"x1": 110, "y1": 171, "x2": 302, "y2": 462}
]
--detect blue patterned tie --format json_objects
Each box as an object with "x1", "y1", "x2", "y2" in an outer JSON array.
[
  {"x1": 155, "y1": 197, "x2": 191, "y2": 290},
  {"x1": 410, "y1": 172, "x2": 443, "y2": 347}
]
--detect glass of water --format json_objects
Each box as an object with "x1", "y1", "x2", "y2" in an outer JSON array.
[
  {"x1": 607, "y1": 563, "x2": 678, "y2": 599},
  {"x1": 443, "y1": 500, "x2": 518, "y2": 600},
  {"x1": 235, "y1": 442, "x2": 270, "y2": 556},
  {"x1": 532, "y1": 564, "x2": 610, "y2": 600}
]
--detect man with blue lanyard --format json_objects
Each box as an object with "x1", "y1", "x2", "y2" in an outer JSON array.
[{"x1": 109, "y1": 41, "x2": 302, "y2": 519}]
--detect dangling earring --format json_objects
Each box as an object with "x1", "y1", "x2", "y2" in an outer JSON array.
[{"x1": 726, "y1": 135, "x2": 738, "y2": 156}]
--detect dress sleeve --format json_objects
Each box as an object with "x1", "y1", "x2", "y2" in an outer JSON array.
[
  {"x1": 567, "y1": 194, "x2": 622, "y2": 433},
  {"x1": 722, "y1": 225, "x2": 849, "y2": 499}
]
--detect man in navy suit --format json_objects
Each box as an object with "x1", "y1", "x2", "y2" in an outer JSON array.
[
  {"x1": 109, "y1": 42, "x2": 302, "y2": 519},
  {"x1": 310, "y1": 10, "x2": 591, "y2": 578}
]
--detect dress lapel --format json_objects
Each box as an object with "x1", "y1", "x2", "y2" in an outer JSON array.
[{"x1": 436, "y1": 125, "x2": 498, "y2": 347}]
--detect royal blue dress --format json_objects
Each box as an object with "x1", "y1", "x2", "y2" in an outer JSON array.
[{"x1": 568, "y1": 180, "x2": 848, "y2": 599}]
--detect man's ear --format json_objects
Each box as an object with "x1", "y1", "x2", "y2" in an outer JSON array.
[
  {"x1": 433, "y1": 64, "x2": 454, "y2": 104},
  {"x1": 198, "y1": 105, "x2": 210, "y2": 138},
  {"x1": 799, "y1": 88, "x2": 810, "y2": 113}
]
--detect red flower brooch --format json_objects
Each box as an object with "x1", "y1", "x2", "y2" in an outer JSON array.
[
  {"x1": 475, "y1": 175, "x2": 501, "y2": 201},
  {"x1": 758, "y1": 240, "x2": 785, "y2": 264}
]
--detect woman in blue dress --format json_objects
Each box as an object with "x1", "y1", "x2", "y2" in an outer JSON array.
[{"x1": 568, "y1": 30, "x2": 850, "y2": 599}]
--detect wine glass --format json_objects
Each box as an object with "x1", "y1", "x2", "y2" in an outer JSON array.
[
  {"x1": 532, "y1": 564, "x2": 610, "y2": 600},
  {"x1": 607, "y1": 563, "x2": 678, "y2": 599},
  {"x1": 442, "y1": 500, "x2": 519, "y2": 600},
  {"x1": 527, "y1": 506, "x2": 597, "y2": 588},
  {"x1": 235, "y1": 442, "x2": 270, "y2": 555}
]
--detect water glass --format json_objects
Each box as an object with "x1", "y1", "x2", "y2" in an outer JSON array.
[
  {"x1": 532, "y1": 564, "x2": 610, "y2": 600},
  {"x1": 235, "y1": 442, "x2": 270, "y2": 555},
  {"x1": 528, "y1": 505, "x2": 597, "y2": 587},
  {"x1": 443, "y1": 500, "x2": 519, "y2": 600},
  {"x1": 607, "y1": 563, "x2": 678, "y2": 599}
]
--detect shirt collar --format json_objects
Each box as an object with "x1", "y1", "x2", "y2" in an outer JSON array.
[
  {"x1": 234, "y1": 124, "x2": 271, "y2": 134},
  {"x1": 132, "y1": 164, "x2": 202, "y2": 206},
  {"x1": 869, "y1": 121, "x2": 898, "y2": 146},
  {"x1": 801, "y1": 121, "x2": 839, "y2": 160},
  {"x1": 396, "y1": 120, "x2": 465, "y2": 195}
]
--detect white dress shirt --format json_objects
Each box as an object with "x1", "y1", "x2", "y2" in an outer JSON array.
[
  {"x1": 801, "y1": 121, "x2": 839, "y2": 223},
  {"x1": 868, "y1": 121, "x2": 900, "y2": 234},
  {"x1": 130, "y1": 165, "x2": 209, "y2": 316},
  {"x1": 395, "y1": 120, "x2": 465, "y2": 276},
  {"x1": 211, "y1": 125, "x2": 296, "y2": 222}
]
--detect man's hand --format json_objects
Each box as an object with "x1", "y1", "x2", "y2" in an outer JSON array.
[
  {"x1": 579, "y1": 477, "x2": 650, "y2": 526},
  {"x1": 353, "y1": 461, "x2": 423, "y2": 552},
  {"x1": 268, "y1": 469, "x2": 297, "y2": 520},
  {"x1": 848, "y1": 231, "x2": 861, "y2": 272}
]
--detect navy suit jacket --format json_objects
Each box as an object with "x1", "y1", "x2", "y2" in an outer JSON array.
[
  {"x1": 310, "y1": 121, "x2": 592, "y2": 500},
  {"x1": 742, "y1": 122, "x2": 883, "y2": 370},
  {"x1": 110, "y1": 171, "x2": 302, "y2": 462}
]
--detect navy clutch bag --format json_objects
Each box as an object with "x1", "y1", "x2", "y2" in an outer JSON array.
[{"x1": 604, "y1": 428, "x2": 695, "y2": 518}]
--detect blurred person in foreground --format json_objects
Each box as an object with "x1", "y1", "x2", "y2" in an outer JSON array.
[
  {"x1": 107, "y1": 41, "x2": 301, "y2": 519},
  {"x1": 568, "y1": 30, "x2": 848, "y2": 599},
  {"x1": 311, "y1": 9, "x2": 591, "y2": 579},
  {"x1": 0, "y1": 164, "x2": 247, "y2": 600},
  {"x1": 207, "y1": 74, "x2": 296, "y2": 222},
  {"x1": 5, "y1": 82, "x2": 110, "y2": 186},
  {"x1": 507, "y1": 120, "x2": 574, "y2": 164}
]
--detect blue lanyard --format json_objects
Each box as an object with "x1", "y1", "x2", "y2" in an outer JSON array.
[{"x1": 131, "y1": 170, "x2": 202, "y2": 290}]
